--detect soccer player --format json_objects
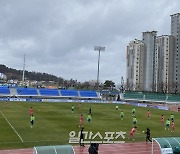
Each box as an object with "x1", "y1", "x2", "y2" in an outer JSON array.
[
  {"x1": 130, "y1": 126, "x2": 137, "y2": 140},
  {"x1": 120, "y1": 111, "x2": 124, "y2": 120},
  {"x1": 170, "y1": 114, "x2": 174, "y2": 122},
  {"x1": 79, "y1": 127, "x2": 85, "y2": 147},
  {"x1": 165, "y1": 119, "x2": 170, "y2": 130},
  {"x1": 145, "y1": 128, "x2": 152, "y2": 143},
  {"x1": 161, "y1": 115, "x2": 164, "y2": 124},
  {"x1": 89, "y1": 107, "x2": 92, "y2": 115},
  {"x1": 132, "y1": 108, "x2": 136, "y2": 116},
  {"x1": 4, "y1": 101, "x2": 8, "y2": 108},
  {"x1": 71, "y1": 105, "x2": 74, "y2": 113},
  {"x1": 115, "y1": 105, "x2": 119, "y2": 110},
  {"x1": 133, "y1": 116, "x2": 137, "y2": 127},
  {"x1": 79, "y1": 114, "x2": 84, "y2": 127},
  {"x1": 171, "y1": 121, "x2": 175, "y2": 132},
  {"x1": 147, "y1": 110, "x2": 150, "y2": 119},
  {"x1": 87, "y1": 114, "x2": 92, "y2": 123},
  {"x1": 30, "y1": 115, "x2": 35, "y2": 128},
  {"x1": 29, "y1": 107, "x2": 34, "y2": 116}
]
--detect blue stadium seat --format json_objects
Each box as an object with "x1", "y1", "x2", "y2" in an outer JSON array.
[
  {"x1": 0, "y1": 87, "x2": 10, "y2": 95},
  {"x1": 17, "y1": 88, "x2": 38, "y2": 95},
  {"x1": 39, "y1": 88, "x2": 59, "y2": 96},
  {"x1": 60, "y1": 90, "x2": 78, "y2": 97},
  {"x1": 79, "y1": 90, "x2": 97, "y2": 97}
]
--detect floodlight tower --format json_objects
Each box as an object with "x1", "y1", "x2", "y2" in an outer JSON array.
[
  {"x1": 22, "y1": 54, "x2": 25, "y2": 82},
  {"x1": 94, "y1": 46, "x2": 105, "y2": 89},
  {"x1": 120, "y1": 76, "x2": 125, "y2": 93}
]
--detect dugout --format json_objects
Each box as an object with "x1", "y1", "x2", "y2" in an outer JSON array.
[
  {"x1": 33, "y1": 145, "x2": 74, "y2": 154},
  {"x1": 152, "y1": 137, "x2": 180, "y2": 154}
]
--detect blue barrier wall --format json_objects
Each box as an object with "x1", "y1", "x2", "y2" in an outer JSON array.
[{"x1": 0, "y1": 98, "x2": 169, "y2": 110}]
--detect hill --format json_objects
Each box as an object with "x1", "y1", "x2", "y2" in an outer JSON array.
[{"x1": 0, "y1": 64, "x2": 63, "y2": 82}]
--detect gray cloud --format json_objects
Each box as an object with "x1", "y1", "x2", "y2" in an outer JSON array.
[{"x1": 0, "y1": 0, "x2": 180, "y2": 84}]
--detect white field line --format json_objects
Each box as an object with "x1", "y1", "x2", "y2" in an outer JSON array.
[
  {"x1": 0, "y1": 111, "x2": 23, "y2": 142},
  {"x1": 73, "y1": 149, "x2": 160, "y2": 154},
  {"x1": 0, "y1": 139, "x2": 63, "y2": 144},
  {"x1": 98, "y1": 149, "x2": 160, "y2": 154},
  {"x1": 24, "y1": 140, "x2": 62, "y2": 143},
  {"x1": 0, "y1": 148, "x2": 32, "y2": 152}
]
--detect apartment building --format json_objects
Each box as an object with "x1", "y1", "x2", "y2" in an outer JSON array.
[
  {"x1": 154, "y1": 35, "x2": 174, "y2": 93},
  {"x1": 126, "y1": 13, "x2": 180, "y2": 93},
  {"x1": 171, "y1": 13, "x2": 180, "y2": 93},
  {"x1": 126, "y1": 39, "x2": 145, "y2": 91},
  {"x1": 142, "y1": 31, "x2": 157, "y2": 91}
]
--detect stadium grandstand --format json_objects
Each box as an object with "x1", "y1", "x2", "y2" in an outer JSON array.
[
  {"x1": 1, "y1": 85, "x2": 180, "y2": 104},
  {"x1": 122, "y1": 91, "x2": 180, "y2": 112},
  {"x1": 122, "y1": 91, "x2": 180, "y2": 103},
  {"x1": 0, "y1": 86, "x2": 101, "y2": 100}
]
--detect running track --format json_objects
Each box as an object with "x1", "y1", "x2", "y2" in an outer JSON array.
[{"x1": 0, "y1": 142, "x2": 161, "y2": 154}]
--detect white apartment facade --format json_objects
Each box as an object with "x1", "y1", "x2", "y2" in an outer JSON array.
[
  {"x1": 171, "y1": 13, "x2": 180, "y2": 93},
  {"x1": 126, "y1": 13, "x2": 180, "y2": 93},
  {"x1": 142, "y1": 31, "x2": 157, "y2": 91},
  {"x1": 154, "y1": 35, "x2": 174, "y2": 93},
  {"x1": 126, "y1": 39, "x2": 144, "y2": 91}
]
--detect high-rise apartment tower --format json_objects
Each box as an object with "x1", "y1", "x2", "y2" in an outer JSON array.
[{"x1": 171, "y1": 13, "x2": 180, "y2": 93}]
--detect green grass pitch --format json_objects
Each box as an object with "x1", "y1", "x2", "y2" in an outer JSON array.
[{"x1": 0, "y1": 101, "x2": 179, "y2": 150}]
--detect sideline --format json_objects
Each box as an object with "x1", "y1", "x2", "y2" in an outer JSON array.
[{"x1": 0, "y1": 111, "x2": 24, "y2": 142}]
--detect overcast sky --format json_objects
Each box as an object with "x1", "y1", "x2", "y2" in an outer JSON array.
[{"x1": 0, "y1": 0, "x2": 179, "y2": 84}]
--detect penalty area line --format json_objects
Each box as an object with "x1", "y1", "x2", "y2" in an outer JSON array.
[{"x1": 0, "y1": 111, "x2": 24, "y2": 143}]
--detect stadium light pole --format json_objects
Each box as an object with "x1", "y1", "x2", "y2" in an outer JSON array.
[
  {"x1": 22, "y1": 54, "x2": 25, "y2": 82},
  {"x1": 94, "y1": 46, "x2": 105, "y2": 89}
]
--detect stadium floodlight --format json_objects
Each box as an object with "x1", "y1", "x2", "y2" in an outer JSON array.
[
  {"x1": 94, "y1": 46, "x2": 105, "y2": 89},
  {"x1": 94, "y1": 46, "x2": 105, "y2": 51},
  {"x1": 22, "y1": 54, "x2": 26, "y2": 82}
]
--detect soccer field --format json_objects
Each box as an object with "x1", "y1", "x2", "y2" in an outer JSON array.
[{"x1": 0, "y1": 101, "x2": 179, "y2": 150}]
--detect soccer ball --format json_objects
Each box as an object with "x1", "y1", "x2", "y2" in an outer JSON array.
[{"x1": 142, "y1": 131, "x2": 145, "y2": 133}]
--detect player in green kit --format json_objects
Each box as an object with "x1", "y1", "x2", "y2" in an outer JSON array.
[
  {"x1": 170, "y1": 114, "x2": 174, "y2": 122},
  {"x1": 120, "y1": 111, "x2": 124, "y2": 120},
  {"x1": 71, "y1": 105, "x2": 74, "y2": 113},
  {"x1": 133, "y1": 116, "x2": 137, "y2": 127},
  {"x1": 165, "y1": 119, "x2": 170, "y2": 130},
  {"x1": 30, "y1": 115, "x2": 35, "y2": 128},
  {"x1": 87, "y1": 114, "x2": 92, "y2": 123},
  {"x1": 132, "y1": 108, "x2": 136, "y2": 116}
]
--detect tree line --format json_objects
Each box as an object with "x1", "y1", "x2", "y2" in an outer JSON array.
[{"x1": 0, "y1": 64, "x2": 117, "y2": 90}]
